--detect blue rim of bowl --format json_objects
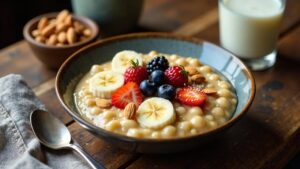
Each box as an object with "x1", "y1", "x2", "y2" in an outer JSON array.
[{"x1": 56, "y1": 32, "x2": 256, "y2": 143}]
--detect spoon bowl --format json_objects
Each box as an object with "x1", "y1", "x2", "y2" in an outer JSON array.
[
  {"x1": 30, "y1": 109, "x2": 105, "y2": 169},
  {"x1": 30, "y1": 109, "x2": 71, "y2": 149}
]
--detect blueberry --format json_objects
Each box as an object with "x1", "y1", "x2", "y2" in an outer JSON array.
[
  {"x1": 150, "y1": 70, "x2": 165, "y2": 86},
  {"x1": 157, "y1": 84, "x2": 176, "y2": 100},
  {"x1": 140, "y1": 80, "x2": 157, "y2": 96}
]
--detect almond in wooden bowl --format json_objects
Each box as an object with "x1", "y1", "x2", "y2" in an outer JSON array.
[{"x1": 23, "y1": 10, "x2": 99, "y2": 70}]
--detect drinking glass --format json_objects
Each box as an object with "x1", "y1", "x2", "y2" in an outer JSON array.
[{"x1": 219, "y1": 0, "x2": 286, "y2": 71}]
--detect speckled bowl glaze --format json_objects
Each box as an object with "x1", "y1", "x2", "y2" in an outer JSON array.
[{"x1": 56, "y1": 32, "x2": 255, "y2": 153}]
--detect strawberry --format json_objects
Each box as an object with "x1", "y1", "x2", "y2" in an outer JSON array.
[
  {"x1": 124, "y1": 60, "x2": 148, "y2": 84},
  {"x1": 112, "y1": 82, "x2": 143, "y2": 109},
  {"x1": 176, "y1": 86, "x2": 207, "y2": 106},
  {"x1": 164, "y1": 65, "x2": 188, "y2": 87}
]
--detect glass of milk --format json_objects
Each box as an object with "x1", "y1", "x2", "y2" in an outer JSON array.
[{"x1": 219, "y1": 0, "x2": 285, "y2": 71}]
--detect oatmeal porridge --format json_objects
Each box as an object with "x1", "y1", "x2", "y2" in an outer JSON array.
[{"x1": 74, "y1": 50, "x2": 237, "y2": 139}]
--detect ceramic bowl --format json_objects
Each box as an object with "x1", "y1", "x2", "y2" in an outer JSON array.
[
  {"x1": 23, "y1": 12, "x2": 99, "y2": 70},
  {"x1": 56, "y1": 33, "x2": 255, "y2": 153}
]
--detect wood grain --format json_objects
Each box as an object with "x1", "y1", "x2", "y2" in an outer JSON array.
[
  {"x1": 37, "y1": 88, "x2": 73, "y2": 124},
  {"x1": 0, "y1": 0, "x2": 300, "y2": 168},
  {"x1": 140, "y1": 0, "x2": 217, "y2": 31},
  {"x1": 68, "y1": 123, "x2": 140, "y2": 169},
  {"x1": 0, "y1": 41, "x2": 55, "y2": 87}
]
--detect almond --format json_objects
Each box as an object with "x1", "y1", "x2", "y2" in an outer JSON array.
[
  {"x1": 55, "y1": 22, "x2": 68, "y2": 33},
  {"x1": 46, "y1": 34, "x2": 57, "y2": 45},
  {"x1": 185, "y1": 66, "x2": 198, "y2": 76},
  {"x1": 41, "y1": 23, "x2": 56, "y2": 37},
  {"x1": 95, "y1": 98, "x2": 111, "y2": 108},
  {"x1": 57, "y1": 31, "x2": 67, "y2": 43},
  {"x1": 123, "y1": 103, "x2": 136, "y2": 120},
  {"x1": 56, "y1": 9, "x2": 69, "y2": 23},
  {"x1": 73, "y1": 21, "x2": 85, "y2": 34},
  {"x1": 83, "y1": 28, "x2": 92, "y2": 37},
  {"x1": 35, "y1": 36, "x2": 45, "y2": 43},
  {"x1": 64, "y1": 15, "x2": 73, "y2": 27},
  {"x1": 202, "y1": 88, "x2": 217, "y2": 94},
  {"x1": 191, "y1": 74, "x2": 206, "y2": 84},
  {"x1": 31, "y1": 29, "x2": 40, "y2": 37},
  {"x1": 66, "y1": 27, "x2": 77, "y2": 44},
  {"x1": 37, "y1": 17, "x2": 48, "y2": 31}
]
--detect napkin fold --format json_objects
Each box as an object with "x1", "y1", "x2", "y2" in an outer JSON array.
[{"x1": 0, "y1": 74, "x2": 90, "y2": 169}]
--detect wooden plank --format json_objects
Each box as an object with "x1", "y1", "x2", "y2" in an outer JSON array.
[
  {"x1": 0, "y1": 41, "x2": 56, "y2": 87},
  {"x1": 37, "y1": 88, "x2": 73, "y2": 124},
  {"x1": 68, "y1": 123, "x2": 140, "y2": 169},
  {"x1": 140, "y1": 0, "x2": 217, "y2": 31},
  {"x1": 278, "y1": 25, "x2": 300, "y2": 62},
  {"x1": 174, "y1": 8, "x2": 218, "y2": 36}
]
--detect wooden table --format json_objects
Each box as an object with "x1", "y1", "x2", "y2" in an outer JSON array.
[{"x1": 1, "y1": 0, "x2": 300, "y2": 168}]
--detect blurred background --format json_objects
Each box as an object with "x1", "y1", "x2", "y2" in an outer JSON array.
[{"x1": 0, "y1": 0, "x2": 71, "y2": 49}]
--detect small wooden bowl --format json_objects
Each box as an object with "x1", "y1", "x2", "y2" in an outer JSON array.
[{"x1": 23, "y1": 12, "x2": 99, "y2": 70}]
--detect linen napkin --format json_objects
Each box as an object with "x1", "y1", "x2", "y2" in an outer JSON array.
[{"x1": 0, "y1": 74, "x2": 90, "y2": 169}]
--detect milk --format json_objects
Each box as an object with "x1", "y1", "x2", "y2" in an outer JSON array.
[{"x1": 219, "y1": 0, "x2": 284, "y2": 59}]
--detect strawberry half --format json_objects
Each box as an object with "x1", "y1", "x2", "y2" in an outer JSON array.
[
  {"x1": 124, "y1": 60, "x2": 148, "y2": 84},
  {"x1": 165, "y1": 65, "x2": 188, "y2": 87},
  {"x1": 177, "y1": 86, "x2": 207, "y2": 106},
  {"x1": 112, "y1": 82, "x2": 143, "y2": 109}
]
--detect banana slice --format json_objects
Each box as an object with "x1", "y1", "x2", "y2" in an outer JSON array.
[
  {"x1": 137, "y1": 97, "x2": 176, "y2": 129},
  {"x1": 88, "y1": 71, "x2": 124, "y2": 99},
  {"x1": 111, "y1": 50, "x2": 143, "y2": 74}
]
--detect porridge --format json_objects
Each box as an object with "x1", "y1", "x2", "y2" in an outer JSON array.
[{"x1": 74, "y1": 50, "x2": 237, "y2": 139}]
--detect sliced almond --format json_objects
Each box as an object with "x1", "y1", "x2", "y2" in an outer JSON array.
[
  {"x1": 185, "y1": 66, "x2": 198, "y2": 76},
  {"x1": 37, "y1": 17, "x2": 49, "y2": 31},
  {"x1": 202, "y1": 88, "x2": 217, "y2": 95},
  {"x1": 191, "y1": 74, "x2": 206, "y2": 84},
  {"x1": 123, "y1": 102, "x2": 136, "y2": 120},
  {"x1": 95, "y1": 98, "x2": 111, "y2": 108}
]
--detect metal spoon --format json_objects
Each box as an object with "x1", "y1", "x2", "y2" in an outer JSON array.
[{"x1": 30, "y1": 109, "x2": 105, "y2": 169}]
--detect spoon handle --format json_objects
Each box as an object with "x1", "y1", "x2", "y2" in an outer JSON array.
[{"x1": 68, "y1": 144, "x2": 106, "y2": 169}]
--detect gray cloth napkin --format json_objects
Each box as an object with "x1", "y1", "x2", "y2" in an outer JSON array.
[{"x1": 0, "y1": 74, "x2": 90, "y2": 169}]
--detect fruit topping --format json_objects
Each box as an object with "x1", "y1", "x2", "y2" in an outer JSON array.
[
  {"x1": 137, "y1": 97, "x2": 175, "y2": 129},
  {"x1": 146, "y1": 56, "x2": 169, "y2": 74},
  {"x1": 112, "y1": 82, "x2": 143, "y2": 109},
  {"x1": 177, "y1": 86, "x2": 207, "y2": 106},
  {"x1": 88, "y1": 71, "x2": 124, "y2": 99},
  {"x1": 140, "y1": 80, "x2": 157, "y2": 97},
  {"x1": 150, "y1": 70, "x2": 165, "y2": 86},
  {"x1": 112, "y1": 50, "x2": 143, "y2": 74},
  {"x1": 124, "y1": 60, "x2": 148, "y2": 84},
  {"x1": 157, "y1": 84, "x2": 176, "y2": 100},
  {"x1": 165, "y1": 66, "x2": 189, "y2": 87}
]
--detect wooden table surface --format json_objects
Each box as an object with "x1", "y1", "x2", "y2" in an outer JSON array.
[{"x1": 1, "y1": 0, "x2": 300, "y2": 168}]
